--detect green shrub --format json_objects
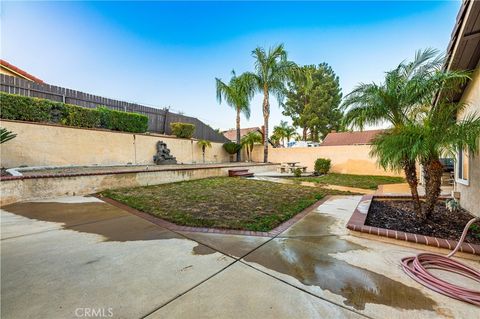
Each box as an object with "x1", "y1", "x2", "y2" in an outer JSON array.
[
  {"x1": 0, "y1": 93, "x2": 52, "y2": 122},
  {"x1": 61, "y1": 104, "x2": 101, "y2": 128},
  {"x1": 293, "y1": 167, "x2": 303, "y2": 177},
  {"x1": 170, "y1": 122, "x2": 195, "y2": 138},
  {"x1": 98, "y1": 107, "x2": 148, "y2": 133},
  {"x1": 223, "y1": 141, "x2": 242, "y2": 154},
  {"x1": 314, "y1": 158, "x2": 331, "y2": 175},
  {"x1": 0, "y1": 92, "x2": 148, "y2": 133}
]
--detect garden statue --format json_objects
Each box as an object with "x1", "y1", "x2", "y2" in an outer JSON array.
[{"x1": 153, "y1": 141, "x2": 177, "y2": 165}]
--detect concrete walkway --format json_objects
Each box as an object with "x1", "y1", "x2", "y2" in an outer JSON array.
[{"x1": 1, "y1": 196, "x2": 478, "y2": 318}]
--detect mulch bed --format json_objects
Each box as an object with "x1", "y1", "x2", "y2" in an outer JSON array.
[{"x1": 365, "y1": 200, "x2": 480, "y2": 245}]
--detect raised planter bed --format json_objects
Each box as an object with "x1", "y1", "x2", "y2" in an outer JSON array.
[{"x1": 347, "y1": 195, "x2": 480, "y2": 255}]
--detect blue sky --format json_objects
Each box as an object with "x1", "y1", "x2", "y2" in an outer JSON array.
[{"x1": 1, "y1": 1, "x2": 460, "y2": 131}]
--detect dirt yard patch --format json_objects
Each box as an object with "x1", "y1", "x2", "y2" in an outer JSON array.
[
  {"x1": 365, "y1": 199, "x2": 480, "y2": 244},
  {"x1": 100, "y1": 177, "x2": 350, "y2": 232},
  {"x1": 296, "y1": 173, "x2": 404, "y2": 190}
]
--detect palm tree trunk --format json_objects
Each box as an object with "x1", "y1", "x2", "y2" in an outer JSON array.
[
  {"x1": 202, "y1": 146, "x2": 206, "y2": 163},
  {"x1": 263, "y1": 86, "x2": 269, "y2": 163},
  {"x1": 403, "y1": 160, "x2": 423, "y2": 218},
  {"x1": 423, "y1": 159, "x2": 443, "y2": 219},
  {"x1": 236, "y1": 107, "x2": 241, "y2": 162}
]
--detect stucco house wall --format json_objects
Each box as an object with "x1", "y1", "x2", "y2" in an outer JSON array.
[{"x1": 456, "y1": 65, "x2": 480, "y2": 216}]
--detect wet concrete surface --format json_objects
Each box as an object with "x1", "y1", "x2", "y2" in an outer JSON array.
[
  {"x1": 244, "y1": 235, "x2": 437, "y2": 311},
  {"x1": 147, "y1": 262, "x2": 365, "y2": 319},
  {"x1": 2, "y1": 200, "x2": 181, "y2": 242},
  {"x1": 1, "y1": 195, "x2": 479, "y2": 319},
  {"x1": 1, "y1": 197, "x2": 233, "y2": 319},
  {"x1": 181, "y1": 231, "x2": 270, "y2": 258}
]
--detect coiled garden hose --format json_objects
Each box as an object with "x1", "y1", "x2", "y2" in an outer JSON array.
[{"x1": 401, "y1": 217, "x2": 480, "y2": 306}]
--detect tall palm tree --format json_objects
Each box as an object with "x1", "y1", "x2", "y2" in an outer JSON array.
[
  {"x1": 241, "y1": 131, "x2": 262, "y2": 162},
  {"x1": 197, "y1": 139, "x2": 212, "y2": 163},
  {"x1": 216, "y1": 71, "x2": 255, "y2": 161},
  {"x1": 342, "y1": 48, "x2": 444, "y2": 217},
  {"x1": 246, "y1": 44, "x2": 295, "y2": 162}
]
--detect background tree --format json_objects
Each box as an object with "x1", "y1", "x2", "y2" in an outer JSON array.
[
  {"x1": 272, "y1": 121, "x2": 296, "y2": 147},
  {"x1": 246, "y1": 44, "x2": 294, "y2": 162},
  {"x1": 197, "y1": 139, "x2": 212, "y2": 163},
  {"x1": 216, "y1": 71, "x2": 255, "y2": 161},
  {"x1": 283, "y1": 63, "x2": 342, "y2": 141},
  {"x1": 241, "y1": 131, "x2": 262, "y2": 161}
]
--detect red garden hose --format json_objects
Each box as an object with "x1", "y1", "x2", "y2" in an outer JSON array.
[{"x1": 401, "y1": 217, "x2": 480, "y2": 306}]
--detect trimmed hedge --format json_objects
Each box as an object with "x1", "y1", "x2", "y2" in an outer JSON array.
[
  {"x1": 0, "y1": 92, "x2": 148, "y2": 133},
  {"x1": 170, "y1": 122, "x2": 195, "y2": 138},
  {"x1": 98, "y1": 107, "x2": 148, "y2": 133}
]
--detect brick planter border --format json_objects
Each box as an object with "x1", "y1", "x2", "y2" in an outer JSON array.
[
  {"x1": 346, "y1": 195, "x2": 479, "y2": 255},
  {"x1": 97, "y1": 195, "x2": 329, "y2": 238}
]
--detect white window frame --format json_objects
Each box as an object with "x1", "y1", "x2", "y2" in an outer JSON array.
[{"x1": 456, "y1": 148, "x2": 469, "y2": 186}]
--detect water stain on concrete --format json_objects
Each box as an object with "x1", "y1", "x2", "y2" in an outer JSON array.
[
  {"x1": 192, "y1": 244, "x2": 217, "y2": 255},
  {"x1": 244, "y1": 214, "x2": 437, "y2": 311},
  {"x1": 2, "y1": 202, "x2": 181, "y2": 242},
  {"x1": 183, "y1": 232, "x2": 269, "y2": 258},
  {"x1": 280, "y1": 213, "x2": 336, "y2": 237}
]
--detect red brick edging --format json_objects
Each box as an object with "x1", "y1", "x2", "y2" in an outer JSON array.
[
  {"x1": 346, "y1": 195, "x2": 480, "y2": 255},
  {"x1": 97, "y1": 195, "x2": 329, "y2": 237}
]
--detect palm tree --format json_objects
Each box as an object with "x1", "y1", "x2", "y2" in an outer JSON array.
[
  {"x1": 273, "y1": 121, "x2": 297, "y2": 147},
  {"x1": 342, "y1": 48, "x2": 444, "y2": 217},
  {"x1": 246, "y1": 44, "x2": 295, "y2": 162},
  {"x1": 0, "y1": 127, "x2": 16, "y2": 144},
  {"x1": 197, "y1": 139, "x2": 212, "y2": 163},
  {"x1": 241, "y1": 131, "x2": 262, "y2": 162},
  {"x1": 273, "y1": 122, "x2": 287, "y2": 147},
  {"x1": 216, "y1": 71, "x2": 255, "y2": 161}
]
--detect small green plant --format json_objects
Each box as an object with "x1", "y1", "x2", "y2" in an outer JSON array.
[
  {"x1": 314, "y1": 158, "x2": 331, "y2": 175},
  {"x1": 170, "y1": 122, "x2": 195, "y2": 138},
  {"x1": 197, "y1": 139, "x2": 212, "y2": 163},
  {"x1": 445, "y1": 198, "x2": 460, "y2": 213},
  {"x1": 293, "y1": 167, "x2": 302, "y2": 177},
  {"x1": 470, "y1": 224, "x2": 480, "y2": 240},
  {"x1": 223, "y1": 141, "x2": 242, "y2": 154},
  {"x1": 0, "y1": 127, "x2": 16, "y2": 144}
]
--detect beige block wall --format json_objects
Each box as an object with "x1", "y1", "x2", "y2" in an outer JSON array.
[
  {"x1": 250, "y1": 144, "x2": 402, "y2": 177},
  {"x1": 456, "y1": 65, "x2": 480, "y2": 216},
  {"x1": 0, "y1": 120, "x2": 230, "y2": 168}
]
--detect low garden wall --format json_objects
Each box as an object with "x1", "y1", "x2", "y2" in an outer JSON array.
[
  {"x1": 0, "y1": 163, "x2": 278, "y2": 205},
  {"x1": 251, "y1": 144, "x2": 402, "y2": 177},
  {"x1": 0, "y1": 120, "x2": 230, "y2": 167}
]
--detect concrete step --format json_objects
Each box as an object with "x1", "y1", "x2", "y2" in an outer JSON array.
[
  {"x1": 228, "y1": 169, "x2": 249, "y2": 177},
  {"x1": 230, "y1": 171, "x2": 254, "y2": 177}
]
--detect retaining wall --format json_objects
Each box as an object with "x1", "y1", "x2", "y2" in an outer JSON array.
[{"x1": 0, "y1": 120, "x2": 230, "y2": 168}]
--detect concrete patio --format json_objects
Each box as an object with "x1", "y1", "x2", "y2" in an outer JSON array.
[{"x1": 1, "y1": 195, "x2": 478, "y2": 318}]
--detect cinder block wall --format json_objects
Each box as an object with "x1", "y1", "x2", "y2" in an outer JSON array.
[
  {"x1": 250, "y1": 144, "x2": 403, "y2": 177},
  {"x1": 0, "y1": 120, "x2": 230, "y2": 168}
]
